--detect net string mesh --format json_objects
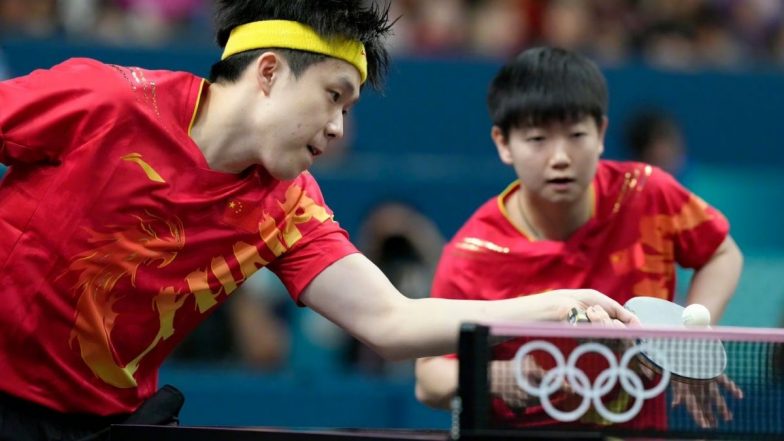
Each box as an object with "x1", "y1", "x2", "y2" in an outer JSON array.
[{"x1": 461, "y1": 325, "x2": 784, "y2": 439}]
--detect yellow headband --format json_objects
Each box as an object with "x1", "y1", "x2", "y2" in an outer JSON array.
[{"x1": 221, "y1": 20, "x2": 368, "y2": 83}]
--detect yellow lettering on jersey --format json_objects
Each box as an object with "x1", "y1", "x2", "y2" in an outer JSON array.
[
  {"x1": 185, "y1": 254, "x2": 242, "y2": 313},
  {"x1": 212, "y1": 255, "x2": 238, "y2": 295},
  {"x1": 233, "y1": 241, "x2": 269, "y2": 280},
  {"x1": 258, "y1": 185, "x2": 330, "y2": 256},
  {"x1": 259, "y1": 216, "x2": 288, "y2": 258},
  {"x1": 186, "y1": 268, "x2": 222, "y2": 313},
  {"x1": 277, "y1": 185, "x2": 331, "y2": 247}
]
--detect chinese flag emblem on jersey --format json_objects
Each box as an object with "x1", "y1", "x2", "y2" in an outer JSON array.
[{"x1": 222, "y1": 199, "x2": 264, "y2": 232}]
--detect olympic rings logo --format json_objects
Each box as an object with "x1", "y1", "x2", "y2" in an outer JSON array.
[{"x1": 512, "y1": 340, "x2": 670, "y2": 423}]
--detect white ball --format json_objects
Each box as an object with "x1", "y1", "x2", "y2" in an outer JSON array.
[{"x1": 682, "y1": 303, "x2": 711, "y2": 326}]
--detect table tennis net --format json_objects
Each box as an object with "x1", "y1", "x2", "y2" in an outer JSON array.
[{"x1": 455, "y1": 322, "x2": 784, "y2": 440}]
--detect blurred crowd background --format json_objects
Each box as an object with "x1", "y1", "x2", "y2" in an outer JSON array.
[
  {"x1": 1, "y1": 0, "x2": 783, "y2": 428},
  {"x1": 3, "y1": 0, "x2": 784, "y2": 68}
]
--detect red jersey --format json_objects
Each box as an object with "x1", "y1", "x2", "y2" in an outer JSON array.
[
  {"x1": 0, "y1": 59, "x2": 357, "y2": 415},
  {"x1": 433, "y1": 160, "x2": 729, "y2": 428}
]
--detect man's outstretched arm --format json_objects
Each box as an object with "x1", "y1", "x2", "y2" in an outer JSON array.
[{"x1": 300, "y1": 253, "x2": 639, "y2": 361}]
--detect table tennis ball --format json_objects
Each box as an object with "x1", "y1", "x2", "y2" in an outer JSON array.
[{"x1": 682, "y1": 303, "x2": 711, "y2": 326}]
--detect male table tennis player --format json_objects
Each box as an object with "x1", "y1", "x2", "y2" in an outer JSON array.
[
  {"x1": 0, "y1": 2, "x2": 641, "y2": 440},
  {"x1": 416, "y1": 47, "x2": 743, "y2": 429}
]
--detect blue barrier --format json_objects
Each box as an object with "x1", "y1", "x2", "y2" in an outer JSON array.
[{"x1": 159, "y1": 365, "x2": 451, "y2": 428}]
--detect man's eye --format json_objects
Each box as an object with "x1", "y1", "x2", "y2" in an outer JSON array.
[
  {"x1": 330, "y1": 91, "x2": 341, "y2": 102},
  {"x1": 571, "y1": 132, "x2": 587, "y2": 138},
  {"x1": 526, "y1": 136, "x2": 545, "y2": 142}
]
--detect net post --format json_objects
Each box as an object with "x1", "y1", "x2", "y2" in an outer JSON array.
[{"x1": 456, "y1": 322, "x2": 491, "y2": 436}]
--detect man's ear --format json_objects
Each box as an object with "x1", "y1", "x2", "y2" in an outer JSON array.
[
  {"x1": 255, "y1": 51, "x2": 283, "y2": 96},
  {"x1": 492, "y1": 126, "x2": 513, "y2": 165}
]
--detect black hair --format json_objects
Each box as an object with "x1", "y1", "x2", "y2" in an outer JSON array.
[
  {"x1": 209, "y1": 0, "x2": 394, "y2": 90},
  {"x1": 488, "y1": 47, "x2": 608, "y2": 137},
  {"x1": 624, "y1": 110, "x2": 681, "y2": 159}
]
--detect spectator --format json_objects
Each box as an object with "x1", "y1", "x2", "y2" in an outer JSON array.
[
  {"x1": 624, "y1": 109, "x2": 689, "y2": 180},
  {"x1": 10, "y1": 0, "x2": 784, "y2": 69},
  {"x1": 411, "y1": 0, "x2": 470, "y2": 55},
  {"x1": 347, "y1": 202, "x2": 445, "y2": 376},
  {"x1": 468, "y1": 0, "x2": 530, "y2": 58},
  {"x1": 692, "y1": 4, "x2": 743, "y2": 67},
  {"x1": 0, "y1": 0, "x2": 58, "y2": 38},
  {"x1": 540, "y1": 0, "x2": 594, "y2": 53}
]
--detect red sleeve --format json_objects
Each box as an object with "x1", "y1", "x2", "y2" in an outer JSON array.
[
  {"x1": 269, "y1": 228, "x2": 358, "y2": 305},
  {"x1": 0, "y1": 58, "x2": 121, "y2": 165},
  {"x1": 266, "y1": 174, "x2": 359, "y2": 304},
  {"x1": 648, "y1": 167, "x2": 729, "y2": 269}
]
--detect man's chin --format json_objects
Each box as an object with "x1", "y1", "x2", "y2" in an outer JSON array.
[{"x1": 267, "y1": 166, "x2": 306, "y2": 181}]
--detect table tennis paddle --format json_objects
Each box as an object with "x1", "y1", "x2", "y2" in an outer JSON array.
[{"x1": 624, "y1": 297, "x2": 727, "y2": 382}]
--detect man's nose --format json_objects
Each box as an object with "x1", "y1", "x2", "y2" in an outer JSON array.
[{"x1": 326, "y1": 112, "x2": 344, "y2": 140}]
